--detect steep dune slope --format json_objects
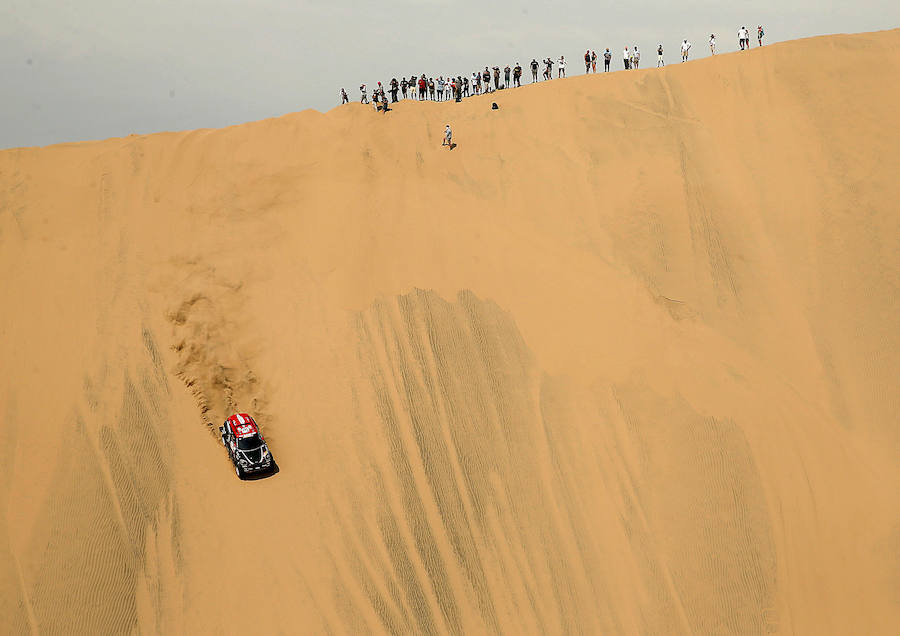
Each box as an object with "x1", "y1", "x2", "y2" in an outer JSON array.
[{"x1": 1, "y1": 30, "x2": 898, "y2": 634}]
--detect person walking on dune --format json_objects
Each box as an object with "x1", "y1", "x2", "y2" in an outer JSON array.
[
  {"x1": 681, "y1": 39, "x2": 691, "y2": 62},
  {"x1": 657, "y1": 44, "x2": 665, "y2": 67},
  {"x1": 623, "y1": 46, "x2": 630, "y2": 70},
  {"x1": 359, "y1": 84, "x2": 368, "y2": 104},
  {"x1": 442, "y1": 124, "x2": 452, "y2": 148},
  {"x1": 739, "y1": 26, "x2": 748, "y2": 50},
  {"x1": 558, "y1": 55, "x2": 567, "y2": 78},
  {"x1": 709, "y1": 34, "x2": 716, "y2": 55},
  {"x1": 531, "y1": 58, "x2": 539, "y2": 82},
  {"x1": 341, "y1": 88, "x2": 349, "y2": 104},
  {"x1": 758, "y1": 25, "x2": 765, "y2": 46},
  {"x1": 604, "y1": 48, "x2": 611, "y2": 72}
]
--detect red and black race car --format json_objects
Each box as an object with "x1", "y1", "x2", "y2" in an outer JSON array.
[{"x1": 219, "y1": 413, "x2": 275, "y2": 478}]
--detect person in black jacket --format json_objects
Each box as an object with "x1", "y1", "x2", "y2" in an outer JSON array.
[{"x1": 390, "y1": 78, "x2": 399, "y2": 102}]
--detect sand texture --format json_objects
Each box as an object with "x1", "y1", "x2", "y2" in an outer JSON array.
[{"x1": 1, "y1": 29, "x2": 898, "y2": 635}]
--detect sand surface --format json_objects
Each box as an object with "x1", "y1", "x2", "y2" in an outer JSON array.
[{"x1": 1, "y1": 29, "x2": 898, "y2": 635}]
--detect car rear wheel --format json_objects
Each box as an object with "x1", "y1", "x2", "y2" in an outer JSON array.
[{"x1": 235, "y1": 464, "x2": 244, "y2": 479}]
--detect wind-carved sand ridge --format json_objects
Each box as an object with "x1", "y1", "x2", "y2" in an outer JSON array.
[{"x1": 1, "y1": 29, "x2": 898, "y2": 634}]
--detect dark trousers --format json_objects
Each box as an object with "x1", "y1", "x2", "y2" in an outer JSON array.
[{"x1": 604, "y1": 60, "x2": 610, "y2": 71}]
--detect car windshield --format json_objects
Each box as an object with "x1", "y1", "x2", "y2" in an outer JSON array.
[{"x1": 237, "y1": 434, "x2": 263, "y2": 450}]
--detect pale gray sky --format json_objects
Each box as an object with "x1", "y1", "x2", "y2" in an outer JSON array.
[{"x1": 2, "y1": 1, "x2": 898, "y2": 148}]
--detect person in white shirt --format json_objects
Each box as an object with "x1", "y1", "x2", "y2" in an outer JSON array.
[
  {"x1": 681, "y1": 39, "x2": 691, "y2": 62},
  {"x1": 442, "y1": 124, "x2": 452, "y2": 148},
  {"x1": 633, "y1": 46, "x2": 640, "y2": 69},
  {"x1": 623, "y1": 46, "x2": 630, "y2": 70},
  {"x1": 739, "y1": 27, "x2": 747, "y2": 50},
  {"x1": 709, "y1": 34, "x2": 716, "y2": 55},
  {"x1": 558, "y1": 55, "x2": 566, "y2": 78}
]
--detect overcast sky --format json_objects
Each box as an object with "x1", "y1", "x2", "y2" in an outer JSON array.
[{"x1": 2, "y1": 1, "x2": 898, "y2": 149}]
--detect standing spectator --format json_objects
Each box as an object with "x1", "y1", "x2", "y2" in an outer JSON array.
[
  {"x1": 758, "y1": 25, "x2": 765, "y2": 46},
  {"x1": 463, "y1": 76, "x2": 470, "y2": 97},
  {"x1": 400, "y1": 78, "x2": 408, "y2": 100},
  {"x1": 418, "y1": 75, "x2": 427, "y2": 100},
  {"x1": 493, "y1": 66, "x2": 501, "y2": 90},
  {"x1": 545, "y1": 58, "x2": 553, "y2": 79},
  {"x1": 473, "y1": 72, "x2": 480, "y2": 94},
  {"x1": 428, "y1": 77, "x2": 436, "y2": 100},
  {"x1": 709, "y1": 34, "x2": 716, "y2": 55},
  {"x1": 360, "y1": 84, "x2": 368, "y2": 103},
  {"x1": 442, "y1": 124, "x2": 452, "y2": 148},
  {"x1": 623, "y1": 46, "x2": 630, "y2": 70},
  {"x1": 504, "y1": 64, "x2": 511, "y2": 88},
  {"x1": 739, "y1": 26, "x2": 747, "y2": 50},
  {"x1": 657, "y1": 44, "x2": 665, "y2": 67},
  {"x1": 514, "y1": 62, "x2": 523, "y2": 87},
  {"x1": 530, "y1": 59, "x2": 540, "y2": 82},
  {"x1": 633, "y1": 46, "x2": 640, "y2": 69},
  {"x1": 604, "y1": 48, "x2": 611, "y2": 72},
  {"x1": 681, "y1": 39, "x2": 692, "y2": 62},
  {"x1": 584, "y1": 50, "x2": 592, "y2": 73},
  {"x1": 558, "y1": 55, "x2": 566, "y2": 78},
  {"x1": 390, "y1": 78, "x2": 399, "y2": 103},
  {"x1": 341, "y1": 87, "x2": 349, "y2": 104},
  {"x1": 437, "y1": 76, "x2": 445, "y2": 101},
  {"x1": 483, "y1": 67, "x2": 491, "y2": 92},
  {"x1": 591, "y1": 50, "x2": 598, "y2": 73}
]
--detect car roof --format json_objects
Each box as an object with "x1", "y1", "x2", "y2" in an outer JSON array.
[{"x1": 225, "y1": 413, "x2": 260, "y2": 438}]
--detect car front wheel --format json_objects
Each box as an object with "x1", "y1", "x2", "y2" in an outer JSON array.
[{"x1": 235, "y1": 464, "x2": 244, "y2": 479}]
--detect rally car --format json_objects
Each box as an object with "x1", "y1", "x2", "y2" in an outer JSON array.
[{"x1": 219, "y1": 413, "x2": 275, "y2": 478}]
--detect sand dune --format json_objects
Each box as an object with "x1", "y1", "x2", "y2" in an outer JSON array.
[{"x1": 1, "y1": 29, "x2": 898, "y2": 634}]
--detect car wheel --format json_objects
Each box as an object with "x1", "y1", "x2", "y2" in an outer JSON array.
[{"x1": 235, "y1": 464, "x2": 243, "y2": 479}]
